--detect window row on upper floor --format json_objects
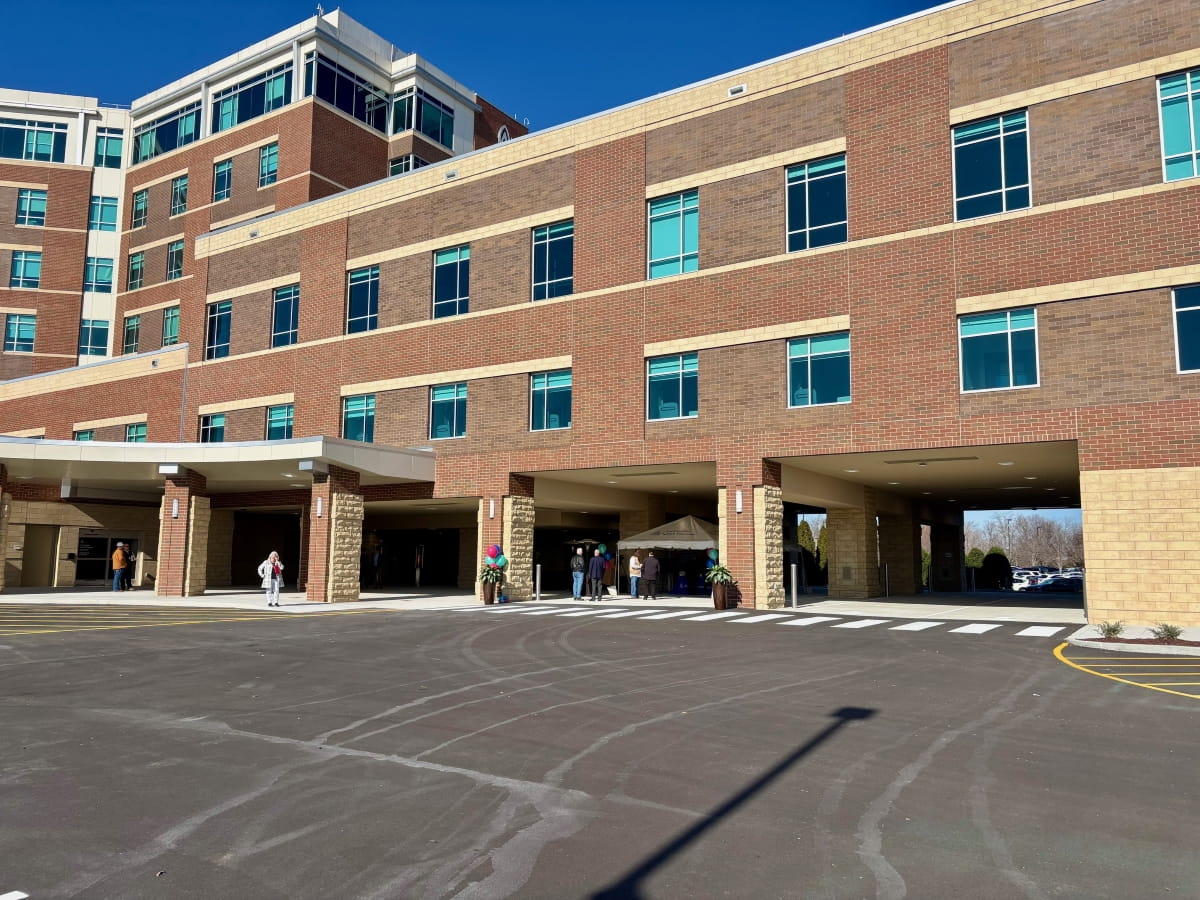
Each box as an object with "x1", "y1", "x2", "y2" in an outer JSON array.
[
  {"x1": 129, "y1": 143, "x2": 278, "y2": 230},
  {"x1": 0, "y1": 119, "x2": 123, "y2": 168},
  {"x1": 10, "y1": 189, "x2": 118, "y2": 231}
]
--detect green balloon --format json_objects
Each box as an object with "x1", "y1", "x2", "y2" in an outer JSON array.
[{"x1": 598, "y1": 544, "x2": 607, "y2": 553}]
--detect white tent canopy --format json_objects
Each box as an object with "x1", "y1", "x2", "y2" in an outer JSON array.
[{"x1": 617, "y1": 515, "x2": 718, "y2": 550}]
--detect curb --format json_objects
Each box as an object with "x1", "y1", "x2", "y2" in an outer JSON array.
[{"x1": 1066, "y1": 628, "x2": 1200, "y2": 657}]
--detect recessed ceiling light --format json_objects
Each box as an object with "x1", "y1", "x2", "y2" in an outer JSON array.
[
  {"x1": 1023, "y1": 475, "x2": 1038, "y2": 480},
  {"x1": 281, "y1": 472, "x2": 295, "y2": 478},
  {"x1": 998, "y1": 461, "x2": 1015, "y2": 466},
  {"x1": 844, "y1": 468, "x2": 859, "y2": 473},
  {"x1": 948, "y1": 498, "x2": 957, "y2": 502},
  {"x1": 667, "y1": 489, "x2": 679, "y2": 493},
  {"x1": 887, "y1": 481, "x2": 900, "y2": 485},
  {"x1": 921, "y1": 491, "x2": 932, "y2": 495},
  {"x1": 606, "y1": 480, "x2": 618, "y2": 484},
  {"x1": 917, "y1": 462, "x2": 928, "y2": 467}
]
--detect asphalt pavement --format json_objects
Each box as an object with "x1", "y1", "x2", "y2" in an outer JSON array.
[{"x1": 0, "y1": 604, "x2": 1196, "y2": 899}]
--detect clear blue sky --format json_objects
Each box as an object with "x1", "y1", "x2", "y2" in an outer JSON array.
[{"x1": 4, "y1": 0, "x2": 936, "y2": 130}]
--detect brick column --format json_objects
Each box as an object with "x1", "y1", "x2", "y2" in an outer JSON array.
[
  {"x1": 826, "y1": 490, "x2": 880, "y2": 600},
  {"x1": 619, "y1": 495, "x2": 666, "y2": 539},
  {"x1": 718, "y1": 461, "x2": 782, "y2": 609},
  {"x1": 156, "y1": 469, "x2": 209, "y2": 597},
  {"x1": 0, "y1": 464, "x2": 7, "y2": 593},
  {"x1": 474, "y1": 474, "x2": 534, "y2": 602},
  {"x1": 878, "y1": 508, "x2": 922, "y2": 596},
  {"x1": 930, "y1": 519, "x2": 965, "y2": 592},
  {"x1": 306, "y1": 466, "x2": 363, "y2": 603}
]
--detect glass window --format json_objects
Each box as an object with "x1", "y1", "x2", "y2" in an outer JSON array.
[
  {"x1": 959, "y1": 308, "x2": 1039, "y2": 391},
  {"x1": 9, "y1": 251, "x2": 41, "y2": 289},
  {"x1": 122, "y1": 315, "x2": 140, "y2": 354},
  {"x1": 303, "y1": 53, "x2": 389, "y2": 133},
  {"x1": 88, "y1": 196, "x2": 118, "y2": 231},
  {"x1": 342, "y1": 394, "x2": 375, "y2": 443},
  {"x1": 389, "y1": 154, "x2": 429, "y2": 176},
  {"x1": 648, "y1": 189, "x2": 699, "y2": 279},
  {"x1": 199, "y1": 413, "x2": 225, "y2": 443},
  {"x1": 430, "y1": 383, "x2": 467, "y2": 439},
  {"x1": 213, "y1": 160, "x2": 232, "y2": 201},
  {"x1": 787, "y1": 156, "x2": 848, "y2": 251},
  {"x1": 162, "y1": 306, "x2": 180, "y2": 347},
  {"x1": 74, "y1": 430, "x2": 95, "y2": 442},
  {"x1": 131, "y1": 189, "x2": 148, "y2": 228},
  {"x1": 0, "y1": 118, "x2": 68, "y2": 163},
  {"x1": 211, "y1": 64, "x2": 293, "y2": 134},
  {"x1": 1173, "y1": 285, "x2": 1200, "y2": 371},
  {"x1": 953, "y1": 111, "x2": 1030, "y2": 220},
  {"x1": 391, "y1": 88, "x2": 455, "y2": 147},
  {"x1": 532, "y1": 221, "x2": 574, "y2": 300},
  {"x1": 15, "y1": 189, "x2": 47, "y2": 226},
  {"x1": 1160, "y1": 70, "x2": 1200, "y2": 181},
  {"x1": 127, "y1": 252, "x2": 145, "y2": 290},
  {"x1": 84, "y1": 257, "x2": 114, "y2": 293},
  {"x1": 346, "y1": 266, "x2": 379, "y2": 334},
  {"x1": 258, "y1": 142, "x2": 279, "y2": 187},
  {"x1": 78, "y1": 319, "x2": 109, "y2": 356},
  {"x1": 647, "y1": 352, "x2": 699, "y2": 420},
  {"x1": 788, "y1": 333, "x2": 852, "y2": 406},
  {"x1": 125, "y1": 423, "x2": 147, "y2": 442},
  {"x1": 530, "y1": 370, "x2": 572, "y2": 430},
  {"x1": 94, "y1": 127, "x2": 124, "y2": 168},
  {"x1": 433, "y1": 245, "x2": 470, "y2": 318},
  {"x1": 132, "y1": 102, "x2": 201, "y2": 164},
  {"x1": 266, "y1": 404, "x2": 294, "y2": 440},
  {"x1": 272, "y1": 284, "x2": 300, "y2": 347},
  {"x1": 205, "y1": 300, "x2": 232, "y2": 360},
  {"x1": 170, "y1": 175, "x2": 188, "y2": 216},
  {"x1": 3, "y1": 314, "x2": 35, "y2": 352},
  {"x1": 166, "y1": 240, "x2": 184, "y2": 280}
]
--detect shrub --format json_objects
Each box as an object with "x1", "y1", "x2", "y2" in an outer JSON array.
[
  {"x1": 1096, "y1": 620, "x2": 1124, "y2": 639},
  {"x1": 1150, "y1": 622, "x2": 1184, "y2": 641}
]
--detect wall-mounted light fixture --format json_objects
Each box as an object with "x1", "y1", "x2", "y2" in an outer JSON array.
[
  {"x1": 735, "y1": 490, "x2": 743, "y2": 514},
  {"x1": 488, "y1": 499, "x2": 495, "y2": 519},
  {"x1": 171, "y1": 498, "x2": 179, "y2": 519},
  {"x1": 316, "y1": 497, "x2": 324, "y2": 518}
]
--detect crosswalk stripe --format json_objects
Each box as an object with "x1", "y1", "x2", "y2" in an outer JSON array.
[
  {"x1": 481, "y1": 606, "x2": 531, "y2": 613},
  {"x1": 779, "y1": 616, "x2": 842, "y2": 627},
  {"x1": 681, "y1": 611, "x2": 747, "y2": 622},
  {"x1": 949, "y1": 623, "x2": 1003, "y2": 634},
  {"x1": 517, "y1": 607, "x2": 576, "y2": 615},
  {"x1": 729, "y1": 613, "x2": 793, "y2": 624},
  {"x1": 832, "y1": 619, "x2": 890, "y2": 629},
  {"x1": 599, "y1": 609, "x2": 666, "y2": 618},
  {"x1": 639, "y1": 610, "x2": 703, "y2": 620},
  {"x1": 556, "y1": 609, "x2": 623, "y2": 617},
  {"x1": 889, "y1": 621, "x2": 944, "y2": 631},
  {"x1": 1014, "y1": 626, "x2": 1066, "y2": 637}
]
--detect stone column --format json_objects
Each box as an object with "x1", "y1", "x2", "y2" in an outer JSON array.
[
  {"x1": 619, "y1": 495, "x2": 666, "y2": 539},
  {"x1": 930, "y1": 519, "x2": 965, "y2": 592},
  {"x1": 156, "y1": 469, "x2": 209, "y2": 597},
  {"x1": 718, "y1": 460, "x2": 783, "y2": 609},
  {"x1": 503, "y1": 493, "x2": 535, "y2": 602},
  {"x1": 878, "y1": 509, "x2": 922, "y2": 596},
  {"x1": 305, "y1": 466, "x2": 363, "y2": 603},
  {"x1": 826, "y1": 490, "x2": 880, "y2": 600},
  {"x1": 0, "y1": 464, "x2": 7, "y2": 593}
]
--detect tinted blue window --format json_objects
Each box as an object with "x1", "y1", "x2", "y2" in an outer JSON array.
[
  {"x1": 960, "y1": 308, "x2": 1038, "y2": 391},
  {"x1": 342, "y1": 395, "x2": 375, "y2": 442},
  {"x1": 787, "y1": 156, "x2": 848, "y2": 252},
  {"x1": 272, "y1": 285, "x2": 299, "y2": 347},
  {"x1": 430, "y1": 383, "x2": 467, "y2": 439},
  {"x1": 788, "y1": 333, "x2": 851, "y2": 406},
  {"x1": 953, "y1": 112, "x2": 1030, "y2": 220},
  {"x1": 347, "y1": 267, "x2": 379, "y2": 333},
  {"x1": 647, "y1": 353, "x2": 698, "y2": 420},
  {"x1": 133, "y1": 103, "x2": 201, "y2": 164},
  {"x1": 531, "y1": 370, "x2": 572, "y2": 430},
  {"x1": 205, "y1": 300, "x2": 232, "y2": 359},
  {"x1": 1174, "y1": 285, "x2": 1200, "y2": 371},
  {"x1": 1159, "y1": 70, "x2": 1200, "y2": 181},
  {"x1": 433, "y1": 246, "x2": 469, "y2": 318},
  {"x1": 533, "y1": 221, "x2": 573, "y2": 300}
]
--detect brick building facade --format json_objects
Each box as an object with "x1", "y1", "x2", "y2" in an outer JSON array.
[{"x1": 3, "y1": 0, "x2": 1200, "y2": 625}]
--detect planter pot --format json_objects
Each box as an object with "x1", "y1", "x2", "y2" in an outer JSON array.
[
  {"x1": 712, "y1": 583, "x2": 729, "y2": 610},
  {"x1": 482, "y1": 582, "x2": 497, "y2": 605}
]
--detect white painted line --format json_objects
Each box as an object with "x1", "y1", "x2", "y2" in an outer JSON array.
[
  {"x1": 832, "y1": 619, "x2": 890, "y2": 629},
  {"x1": 557, "y1": 609, "x2": 624, "y2": 617},
  {"x1": 639, "y1": 610, "x2": 704, "y2": 620},
  {"x1": 681, "y1": 611, "x2": 748, "y2": 622},
  {"x1": 481, "y1": 606, "x2": 535, "y2": 613},
  {"x1": 1, "y1": 891, "x2": 31, "y2": 900},
  {"x1": 729, "y1": 613, "x2": 794, "y2": 624},
  {"x1": 779, "y1": 616, "x2": 842, "y2": 627},
  {"x1": 519, "y1": 607, "x2": 578, "y2": 615},
  {"x1": 889, "y1": 621, "x2": 945, "y2": 631},
  {"x1": 948, "y1": 623, "x2": 1003, "y2": 634},
  {"x1": 1014, "y1": 626, "x2": 1066, "y2": 637},
  {"x1": 599, "y1": 609, "x2": 666, "y2": 618}
]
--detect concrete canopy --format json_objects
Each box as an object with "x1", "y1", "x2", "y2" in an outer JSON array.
[{"x1": 0, "y1": 436, "x2": 435, "y2": 498}]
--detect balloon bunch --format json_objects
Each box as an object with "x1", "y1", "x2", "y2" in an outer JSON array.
[
  {"x1": 706, "y1": 548, "x2": 718, "y2": 569},
  {"x1": 484, "y1": 544, "x2": 508, "y2": 569}
]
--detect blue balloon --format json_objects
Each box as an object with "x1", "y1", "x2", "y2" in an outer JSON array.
[
  {"x1": 495, "y1": 554, "x2": 508, "y2": 568},
  {"x1": 604, "y1": 552, "x2": 612, "y2": 560}
]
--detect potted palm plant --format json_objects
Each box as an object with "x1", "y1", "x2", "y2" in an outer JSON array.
[
  {"x1": 704, "y1": 564, "x2": 736, "y2": 610},
  {"x1": 479, "y1": 561, "x2": 504, "y2": 604}
]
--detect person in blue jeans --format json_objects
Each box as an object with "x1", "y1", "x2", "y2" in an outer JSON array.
[
  {"x1": 111, "y1": 543, "x2": 128, "y2": 592},
  {"x1": 570, "y1": 547, "x2": 585, "y2": 599}
]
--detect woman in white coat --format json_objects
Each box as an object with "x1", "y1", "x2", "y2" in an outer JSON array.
[{"x1": 258, "y1": 551, "x2": 284, "y2": 607}]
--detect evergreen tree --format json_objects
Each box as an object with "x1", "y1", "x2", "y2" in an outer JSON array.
[
  {"x1": 965, "y1": 547, "x2": 985, "y2": 569},
  {"x1": 816, "y1": 524, "x2": 828, "y2": 570},
  {"x1": 797, "y1": 519, "x2": 816, "y2": 554}
]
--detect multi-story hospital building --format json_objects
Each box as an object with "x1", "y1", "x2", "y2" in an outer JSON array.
[{"x1": 1, "y1": 0, "x2": 1198, "y2": 625}]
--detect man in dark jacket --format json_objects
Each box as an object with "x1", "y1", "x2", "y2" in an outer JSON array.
[
  {"x1": 587, "y1": 549, "x2": 606, "y2": 601},
  {"x1": 570, "y1": 547, "x2": 586, "y2": 600},
  {"x1": 640, "y1": 551, "x2": 660, "y2": 600}
]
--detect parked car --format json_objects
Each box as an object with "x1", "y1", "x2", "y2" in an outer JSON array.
[
  {"x1": 1023, "y1": 577, "x2": 1082, "y2": 593},
  {"x1": 1012, "y1": 575, "x2": 1042, "y2": 591}
]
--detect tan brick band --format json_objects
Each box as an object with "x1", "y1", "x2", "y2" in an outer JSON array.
[
  {"x1": 645, "y1": 139, "x2": 847, "y2": 197},
  {"x1": 73, "y1": 413, "x2": 149, "y2": 431},
  {"x1": 644, "y1": 316, "x2": 850, "y2": 357},
  {"x1": 207, "y1": 273, "x2": 301, "y2": 304},
  {"x1": 341, "y1": 356, "x2": 572, "y2": 397},
  {"x1": 957, "y1": 263, "x2": 1200, "y2": 315},
  {"x1": 197, "y1": 393, "x2": 295, "y2": 416},
  {"x1": 0, "y1": 347, "x2": 187, "y2": 403}
]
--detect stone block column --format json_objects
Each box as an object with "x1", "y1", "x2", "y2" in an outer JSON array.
[
  {"x1": 305, "y1": 466, "x2": 363, "y2": 603},
  {"x1": 878, "y1": 509, "x2": 922, "y2": 596},
  {"x1": 0, "y1": 464, "x2": 7, "y2": 593},
  {"x1": 826, "y1": 490, "x2": 880, "y2": 600},
  {"x1": 475, "y1": 474, "x2": 534, "y2": 602},
  {"x1": 718, "y1": 460, "x2": 783, "y2": 609},
  {"x1": 156, "y1": 469, "x2": 209, "y2": 597},
  {"x1": 930, "y1": 519, "x2": 965, "y2": 592}
]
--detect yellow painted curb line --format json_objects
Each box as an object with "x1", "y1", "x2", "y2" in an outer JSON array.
[
  {"x1": 1054, "y1": 642, "x2": 1200, "y2": 700},
  {"x1": 0, "y1": 609, "x2": 388, "y2": 636}
]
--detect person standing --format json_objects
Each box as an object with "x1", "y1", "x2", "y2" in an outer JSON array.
[
  {"x1": 569, "y1": 547, "x2": 586, "y2": 600},
  {"x1": 628, "y1": 551, "x2": 642, "y2": 600},
  {"x1": 120, "y1": 543, "x2": 134, "y2": 591},
  {"x1": 111, "y1": 542, "x2": 127, "y2": 592},
  {"x1": 640, "y1": 550, "x2": 660, "y2": 601},
  {"x1": 587, "y1": 548, "x2": 606, "y2": 601},
  {"x1": 258, "y1": 551, "x2": 284, "y2": 607}
]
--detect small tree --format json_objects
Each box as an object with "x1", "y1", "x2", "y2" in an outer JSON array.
[
  {"x1": 965, "y1": 547, "x2": 985, "y2": 569},
  {"x1": 816, "y1": 524, "x2": 829, "y2": 570},
  {"x1": 921, "y1": 549, "x2": 931, "y2": 589},
  {"x1": 979, "y1": 549, "x2": 1014, "y2": 590}
]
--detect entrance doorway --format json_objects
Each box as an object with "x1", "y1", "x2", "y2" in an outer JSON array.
[
  {"x1": 230, "y1": 512, "x2": 302, "y2": 587},
  {"x1": 20, "y1": 525, "x2": 59, "y2": 587},
  {"x1": 74, "y1": 534, "x2": 139, "y2": 585},
  {"x1": 365, "y1": 529, "x2": 460, "y2": 588}
]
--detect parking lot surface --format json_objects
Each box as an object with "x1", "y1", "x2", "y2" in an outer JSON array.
[{"x1": 1, "y1": 605, "x2": 1196, "y2": 898}]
